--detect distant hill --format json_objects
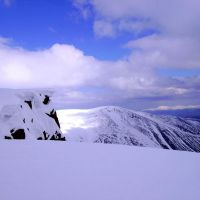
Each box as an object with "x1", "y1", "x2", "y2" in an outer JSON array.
[
  {"x1": 57, "y1": 106, "x2": 200, "y2": 152},
  {"x1": 146, "y1": 108, "x2": 200, "y2": 120}
]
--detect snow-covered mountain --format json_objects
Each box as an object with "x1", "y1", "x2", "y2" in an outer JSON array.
[
  {"x1": 0, "y1": 89, "x2": 65, "y2": 140},
  {"x1": 57, "y1": 106, "x2": 200, "y2": 152},
  {"x1": 1, "y1": 89, "x2": 200, "y2": 152}
]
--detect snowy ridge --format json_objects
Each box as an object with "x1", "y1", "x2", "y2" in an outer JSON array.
[
  {"x1": 0, "y1": 89, "x2": 65, "y2": 140},
  {"x1": 58, "y1": 106, "x2": 200, "y2": 152}
]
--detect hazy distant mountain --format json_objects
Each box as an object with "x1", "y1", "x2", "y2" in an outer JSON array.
[
  {"x1": 58, "y1": 106, "x2": 200, "y2": 152},
  {"x1": 146, "y1": 108, "x2": 200, "y2": 120}
]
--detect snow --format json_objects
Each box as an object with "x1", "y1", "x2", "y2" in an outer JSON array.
[
  {"x1": 0, "y1": 89, "x2": 21, "y2": 110},
  {"x1": 0, "y1": 89, "x2": 63, "y2": 140},
  {"x1": 57, "y1": 108, "x2": 100, "y2": 141},
  {"x1": 0, "y1": 91, "x2": 199, "y2": 199},
  {"x1": 0, "y1": 141, "x2": 200, "y2": 200},
  {"x1": 57, "y1": 107, "x2": 200, "y2": 152}
]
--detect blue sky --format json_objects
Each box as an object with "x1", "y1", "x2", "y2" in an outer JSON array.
[
  {"x1": 0, "y1": 0, "x2": 200, "y2": 110},
  {"x1": 0, "y1": 0, "x2": 134, "y2": 60}
]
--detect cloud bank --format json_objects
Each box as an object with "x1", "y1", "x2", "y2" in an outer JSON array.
[
  {"x1": 0, "y1": 36, "x2": 200, "y2": 109},
  {"x1": 1, "y1": 0, "x2": 200, "y2": 109},
  {"x1": 74, "y1": 0, "x2": 200, "y2": 69},
  {"x1": 0, "y1": 37, "x2": 155, "y2": 91}
]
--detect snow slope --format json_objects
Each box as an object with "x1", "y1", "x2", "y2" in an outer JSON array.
[
  {"x1": 0, "y1": 141, "x2": 200, "y2": 200},
  {"x1": 57, "y1": 106, "x2": 200, "y2": 152},
  {"x1": 0, "y1": 89, "x2": 65, "y2": 140}
]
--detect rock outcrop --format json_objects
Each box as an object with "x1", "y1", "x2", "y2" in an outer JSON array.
[{"x1": 0, "y1": 89, "x2": 65, "y2": 141}]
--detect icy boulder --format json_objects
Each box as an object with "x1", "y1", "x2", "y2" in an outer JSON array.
[{"x1": 0, "y1": 89, "x2": 65, "y2": 141}]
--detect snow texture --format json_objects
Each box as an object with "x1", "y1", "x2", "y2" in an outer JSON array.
[
  {"x1": 0, "y1": 89, "x2": 65, "y2": 140},
  {"x1": 1, "y1": 89, "x2": 200, "y2": 153},
  {"x1": 57, "y1": 106, "x2": 200, "y2": 152},
  {"x1": 0, "y1": 141, "x2": 200, "y2": 200}
]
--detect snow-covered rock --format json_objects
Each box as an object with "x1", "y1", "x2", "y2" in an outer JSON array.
[
  {"x1": 57, "y1": 106, "x2": 200, "y2": 152},
  {"x1": 0, "y1": 89, "x2": 65, "y2": 140}
]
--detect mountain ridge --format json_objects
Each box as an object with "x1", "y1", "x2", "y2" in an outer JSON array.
[{"x1": 58, "y1": 106, "x2": 200, "y2": 152}]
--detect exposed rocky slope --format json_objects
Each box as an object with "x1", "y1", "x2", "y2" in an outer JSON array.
[
  {"x1": 58, "y1": 106, "x2": 200, "y2": 152},
  {"x1": 0, "y1": 89, "x2": 65, "y2": 140}
]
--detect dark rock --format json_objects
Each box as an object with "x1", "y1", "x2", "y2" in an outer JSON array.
[
  {"x1": 5, "y1": 136, "x2": 12, "y2": 139},
  {"x1": 43, "y1": 131, "x2": 50, "y2": 140},
  {"x1": 43, "y1": 95, "x2": 50, "y2": 105},
  {"x1": 24, "y1": 100, "x2": 32, "y2": 109},
  {"x1": 50, "y1": 131, "x2": 66, "y2": 141},
  {"x1": 11, "y1": 129, "x2": 25, "y2": 139},
  {"x1": 10, "y1": 129, "x2": 15, "y2": 133},
  {"x1": 46, "y1": 109, "x2": 60, "y2": 128},
  {"x1": 37, "y1": 131, "x2": 65, "y2": 141}
]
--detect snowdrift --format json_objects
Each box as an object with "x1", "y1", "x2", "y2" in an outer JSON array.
[{"x1": 0, "y1": 141, "x2": 199, "y2": 200}]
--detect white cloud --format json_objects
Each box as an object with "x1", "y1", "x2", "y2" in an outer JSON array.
[
  {"x1": 0, "y1": 37, "x2": 200, "y2": 109},
  {"x1": 77, "y1": 0, "x2": 200, "y2": 36},
  {"x1": 0, "y1": 38, "x2": 158, "y2": 91},
  {"x1": 93, "y1": 20, "x2": 116, "y2": 37},
  {"x1": 73, "y1": 0, "x2": 92, "y2": 19},
  {"x1": 0, "y1": 37, "x2": 11, "y2": 44},
  {"x1": 146, "y1": 105, "x2": 200, "y2": 111},
  {"x1": 3, "y1": 0, "x2": 13, "y2": 7},
  {"x1": 0, "y1": 41, "x2": 102, "y2": 88},
  {"x1": 75, "y1": 0, "x2": 200, "y2": 69},
  {"x1": 118, "y1": 19, "x2": 153, "y2": 33},
  {"x1": 126, "y1": 34, "x2": 200, "y2": 68},
  {"x1": 0, "y1": 1, "x2": 199, "y2": 109}
]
